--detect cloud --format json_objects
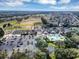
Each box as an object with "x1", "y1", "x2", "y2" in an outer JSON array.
[
  {"x1": 69, "y1": 5, "x2": 79, "y2": 11},
  {"x1": 0, "y1": 0, "x2": 34, "y2": 7},
  {"x1": 0, "y1": 0, "x2": 79, "y2": 11},
  {"x1": 0, "y1": 0, "x2": 27, "y2": 7},
  {"x1": 0, "y1": 0, "x2": 71, "y2": 7},
  {"x1": 0, "y1": 2, "x2": 4, "y2": 6},
  {"x1": 5, "y1": 0, "x2": 24, "y2": 7},
  {"x1": 22, "y1": 0, "x2": 32, "y2": 2},
  {"x1": 36, "y1": 0, "x2": 56, "y2": 5},
  {"x1": 1, "y1": 0, "x2": 57, "y2": 7},
  {"x1": 50, "y1": 4, "x2": 79, "y2": 11},
  {"x1": 59, "y1": 0, "x2": 71, "y2": 4}
]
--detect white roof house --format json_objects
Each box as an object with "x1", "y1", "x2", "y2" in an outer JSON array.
[{"x1": 46, "y1": 34, "x2": 65, "y2": 41}]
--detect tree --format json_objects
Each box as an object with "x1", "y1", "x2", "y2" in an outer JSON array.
[
  {"x1": 55, "y1": 48, "x2": 78, "y2": 59},
  {"x1": 64, "y1": 34, "x2": 79, "y2": 48},
  {"x1": 65, "y1": 32, "x2": 72, "y2": 38},
  {"x1": 46, "y1": 53, "x2": 51, "y2": 59},
  {"x1": 7, "y1": 23, "x2": 12, "y2": 27},
  {"x1": 41, "y1": 17, "x2": 48, "y2": 24},
  {"x1": 3, "y1": 23, "x2": 12, "y2": 28},
  {"x1": 0, "y1": 19, "x2": 4, "y2": 23},
  {"x1": 71, "y1": 34, "x2": 79, "y2": 44},
  {"x1": 43, "y1": 37, "x2": 49, "y2": 43},
  {"x1": 35, "y1": 38, "x2": 48, "y2": 52},
  {"x1": 16, "y1": 18, "x2": 22, "y2": 24},
  {"x1": 10, "y1": 49, "x2": 28, "y2": 59},
  {"x1": 0, "y1": 50, "x2": 7, "y2": 59},
  {"x1": 35, "y1": 38, "x2": 51, "y2": 59},
  {"x1": 64, "y1": 38, "x2": 77, "y2": 48},
  {"x1": 3, "y1": 24, "x2": 6, "y2": 28},
  {"x1": 76, "y1": 32, "x2": 79, "y2": 35},
  {"x1": 0, "y1": 28, "x2": 4, "y2": 38},
  {"x1": 35, "y1": 51, "x2": 46, "y2": 59}
]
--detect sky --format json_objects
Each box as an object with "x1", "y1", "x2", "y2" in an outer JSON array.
[{"x1": 0, "y1": 0, "x2": 79, "y2": 11}]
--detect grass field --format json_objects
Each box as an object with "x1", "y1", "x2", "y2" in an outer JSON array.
[{"x1": 0, "y1": 17, "x2": 42, "y2": 31}]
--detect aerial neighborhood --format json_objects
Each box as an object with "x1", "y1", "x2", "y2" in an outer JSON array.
[{"x1": 0, "y1": 12, "x2": 79, "y2": 59}]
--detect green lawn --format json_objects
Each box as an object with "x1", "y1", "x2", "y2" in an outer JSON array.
[{"x1": 0, "y1": 19, "x2": 42, "y2": 31}]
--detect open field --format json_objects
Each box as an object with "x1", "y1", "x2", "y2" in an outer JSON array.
[{"x1": 0, "y1": 17, "x2": 42, "y2": 30}]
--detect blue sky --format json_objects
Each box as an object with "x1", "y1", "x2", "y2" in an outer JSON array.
[{"x1": 0, "y1": 0, "x2": 79, "y2": 11}]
